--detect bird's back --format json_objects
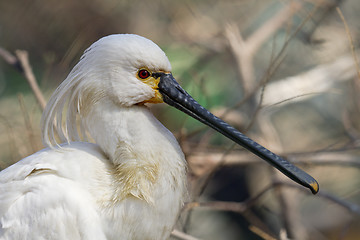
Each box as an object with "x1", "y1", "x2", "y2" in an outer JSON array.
[{"x1": 0, "y1": 143, "x2": 111, "y2": 240}]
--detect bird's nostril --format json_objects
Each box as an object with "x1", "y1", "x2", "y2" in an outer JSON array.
[{"x1": 152, "y1": 72, "x2": 164, "y2": 79}]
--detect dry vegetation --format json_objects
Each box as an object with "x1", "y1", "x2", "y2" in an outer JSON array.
[{"x1": 1, "y1": 0, "x2": 360, "y2": 239}]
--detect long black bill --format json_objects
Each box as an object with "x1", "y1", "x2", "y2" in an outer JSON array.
[{"x1": 157, "y1": 72, "x2": 319, "y2": 194}]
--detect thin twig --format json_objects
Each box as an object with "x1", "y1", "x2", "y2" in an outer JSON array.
[
  {"x1": 0, "y1": 47, "x2": 18, "y2": 66},
  {"x1": 342, "y1": 110, "x2": 360, "y2": 143},
  {"x1": 17, "y1": 94, "x2": 40, "y2": 153},
  {"x1": 171, "y1": 229, "x2": 201, "y2": 240},
  {"x1": 187, "y1": 146, "x2": 360, "y2": 179},
  {"x1": 0, "y1": 115, "x2": 18, "y2": 165},
  {"x1": 195, "y1": 143, "x2": 236, "y2": 197},
  {"x1": 15, "y1": 50, "x2": 47, "y2": 111},
  {"x1": 218, "y1": 3, "x2": 318, "y2": 127},
  {"x1": 249, "y1": 225, "x2": 278, "y2": 240},
  {"x1": 273, "y1": 179, "x2": 296, "y2": 239},
  {"x1": 185, "y1": 180, "x2": 360, "y2": 218},
  {"x1": 225, "y1": 2, "x2": 303, "y2": 94},
  {"x1": 247, "y1": 2, "x2": 302, "y2": 55},
  {"x1": 336, "y1": 7, "x2": 360, "y2": 80},
  {"x1": 277, "y1": 182, "x2": 360, "y2": 216},
  {"x1": 0, "y1": 47, "x2": 47, "y2": 111}
]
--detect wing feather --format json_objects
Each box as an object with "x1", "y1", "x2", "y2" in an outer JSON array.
[{"x1": 0, "y1": 143, "x2": 109, "y2": 240}]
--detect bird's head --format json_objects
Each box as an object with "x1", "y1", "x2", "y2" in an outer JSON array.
[
  {"x1": 42, "y1": 34, "x2": 319, "y2": 194},
  {"x1": 64, "y1": 34, "x2": 171, "y2": 107}
]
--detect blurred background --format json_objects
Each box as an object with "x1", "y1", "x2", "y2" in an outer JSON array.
[{"x1": 1, "y1": 0, "x2": 360, "y2": 239}]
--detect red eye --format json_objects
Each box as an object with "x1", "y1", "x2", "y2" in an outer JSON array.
[{"x1": 138, "y1": 69, "x2": 150, "y2": 79}]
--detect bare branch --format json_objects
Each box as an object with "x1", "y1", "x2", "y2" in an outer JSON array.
[
  {"x1": 0, "y1": 47, "x2": 47, "y2": 111},
  {"x1": 184, "y1": 180, "x2": 360, "y2": 222},
  {"x1": 277, "y1": 182, "x2": 360, "y2": 216},
  {"x1": 247, "y1": 2, "x2": 302, "y2": 55},
  {"x1": 249, "y1": 225, "x2": 278, "y2": 240},
  {"x1": 171, "y1": 229, "x2": 201, "y2": 240},
  {"x1": 0, "y1": 47, "x2": 18, "y2": 66},
  {"x1": 225, "y1": 2, "x2": 303, "y2": 94},
  {"x1": 187, "y1": 147, "x2": 360, "y2": 177},
  {"x1": 336, "y1": 7, "x2": 360, "y2": 81},
  {"x1": 260, "y1": 53, "x2": 358, "y2": 107},
  {"x1": 15, "y1": 50, "x2": 47, "y2": 111}
]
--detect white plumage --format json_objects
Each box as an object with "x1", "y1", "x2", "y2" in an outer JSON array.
[{"x1": 0, "y1": 34, "x2": 187, "y2": 240}]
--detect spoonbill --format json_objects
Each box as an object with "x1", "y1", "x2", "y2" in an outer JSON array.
[{"x1": 0, "y1": 34, "x2": 318, "y2": 240}]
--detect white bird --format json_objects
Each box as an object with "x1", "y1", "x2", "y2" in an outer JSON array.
[{"x1": 0, "y1": 34, "x2": 318, "y2": 240}]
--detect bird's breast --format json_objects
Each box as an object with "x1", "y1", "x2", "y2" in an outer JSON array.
[{"x1": 100, "y1": 143, "x2": 187, "y2": 240}]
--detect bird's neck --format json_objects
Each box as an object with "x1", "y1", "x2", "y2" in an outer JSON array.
[{"x1": 82, "y1": 99, "x2": 186, "y2": 203}]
